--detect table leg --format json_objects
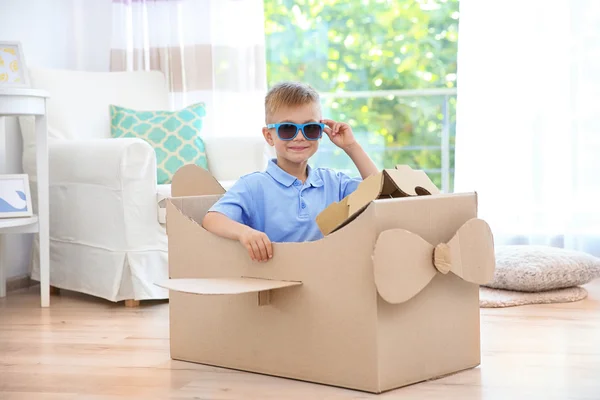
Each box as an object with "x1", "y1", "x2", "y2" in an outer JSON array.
[
  {"x1": 36, "y1": 114, "x2": 49, "y2": 308},
  {"x1": 0, "y1": 237, "x2": 6, "y2": 298},
  {"x1": 0, "y1": 117, "x2": 5, "y2": 298}
]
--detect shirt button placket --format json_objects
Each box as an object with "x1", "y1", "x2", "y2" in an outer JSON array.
[{"x1": 299, "y1": 187, "x2": 308, "y2": 217}]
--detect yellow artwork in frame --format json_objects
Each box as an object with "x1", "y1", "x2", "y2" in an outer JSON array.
[{"x1": 0, "y1": 41, "x2": 30, "y2": 88}]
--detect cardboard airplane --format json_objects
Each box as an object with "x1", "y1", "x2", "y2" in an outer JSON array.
[{"x1": 158, "y1": 164, "x2": 496, "y2": 394}]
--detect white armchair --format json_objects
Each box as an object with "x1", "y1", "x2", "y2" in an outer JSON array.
[{"x1": 19, "y1": 68, "x2": 270, "y2": 303}]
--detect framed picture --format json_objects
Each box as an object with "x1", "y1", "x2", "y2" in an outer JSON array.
[
  {"x1": 0, "y1": 174, "x2": 33, "y2": 218},
  {"x1": 0, "y1": 41, "x2": 30, "y2": 88}
]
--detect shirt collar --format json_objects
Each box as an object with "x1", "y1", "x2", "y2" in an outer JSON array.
[
  {"x1": 306, "y1": 165, "x2": 324, "y2": 188},
  {"x1": 266, "y1": 159, "x2": 324, "y2": 188}
]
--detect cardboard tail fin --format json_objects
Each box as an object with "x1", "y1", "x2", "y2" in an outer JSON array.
[
  {"x1": 156, "y1": 277, "x2": 303, "y2": 306},
  {"x1": 389, "y1": 165, "x2": 441, "y2": 196},
  {"x1": 373, "y1": 218, "x2": 496, "y2": 304},
  {"x1": 171, "y1": 164, "x2": 226, "y2": 197}
]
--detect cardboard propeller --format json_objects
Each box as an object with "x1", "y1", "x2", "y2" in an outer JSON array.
[{"x1": 373, "y1": 218, "x2": 496, "y2": 304}]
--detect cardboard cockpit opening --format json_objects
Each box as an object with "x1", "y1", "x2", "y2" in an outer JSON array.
[{"x1": 171, "y1": 163, "x2": 442, "y2": 237}]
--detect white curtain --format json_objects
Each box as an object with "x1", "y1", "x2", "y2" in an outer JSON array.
[
  {"x1": 455, "y1": 0, "x2": 600, "y2": 256},
  {"x1": 110, "y1": 0, "x2": 268, "y2": 137}
]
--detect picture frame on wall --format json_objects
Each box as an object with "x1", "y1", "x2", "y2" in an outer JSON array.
[
  {"x1": 0, "y1": 41, "x2": 30, "y2": 88},
  {"x1": 0, "y1": 174, "x2": 33, "y2": 218}
]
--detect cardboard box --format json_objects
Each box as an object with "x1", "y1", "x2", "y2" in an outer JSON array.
[{"x1": 159, "y1": 165, "x2": 496, "y2": 394}]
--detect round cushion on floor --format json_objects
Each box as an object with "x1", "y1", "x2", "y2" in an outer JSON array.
[
  {"x1": 485, "y1": 245, "x2": 600, "y2": 292},
  {"x1": 480, "y1": 286, "x2": 588, "y2": 308}
]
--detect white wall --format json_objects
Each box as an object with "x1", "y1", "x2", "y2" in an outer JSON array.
[{"x1": 0, "y1": 0, "x2": 112, "y2": 280}]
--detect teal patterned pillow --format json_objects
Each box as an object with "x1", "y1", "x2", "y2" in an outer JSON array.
[{"x1": 109, "y1": 103, "x2": 209, "y2": 184}]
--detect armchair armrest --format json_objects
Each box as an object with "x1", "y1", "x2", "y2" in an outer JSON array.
[
  {"x1": 49, "y1": 138, "x2": 156, "y2": 188},
  {"x1": 47, "y1": 138, "x2": 163, "y2": 249}
]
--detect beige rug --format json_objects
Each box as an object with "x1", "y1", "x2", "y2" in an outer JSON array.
[{"x1": 480, "y1": 286, "x2": 588, "y2": 308}]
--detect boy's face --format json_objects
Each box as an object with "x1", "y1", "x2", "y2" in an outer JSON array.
[{"x1": 262, "y1": 102, "x2": 322, "y2": 166}]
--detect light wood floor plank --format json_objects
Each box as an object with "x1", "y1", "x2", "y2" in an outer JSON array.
[{"x1": 1, "y1": 282, "x2": 599, "y2": 399}]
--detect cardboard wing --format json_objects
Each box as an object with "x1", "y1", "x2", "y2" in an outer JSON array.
[
  {"x1": 157, "y1": 277, "x2": 302, "y2": 306},
  {"x1": 373, "y1": 218, "x2": 496, "y2": 304}
]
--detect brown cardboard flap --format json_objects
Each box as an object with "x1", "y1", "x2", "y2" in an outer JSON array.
[
  {"x1": 314, "y1": 197, "x2": 349, "y2": 237},
  {"x1": 347, "y1": 173, "x2": 384, "y2": 216},
  {"x1": 388, "y1": 165, "x2": 441, "y2": 195},
  {"x1": 317, "y1": 166, "x2": 441, "y2": 236},
  {"x1": 373, "y1": 218, "x2": 495, "y2": 304},
  {"x1": 156, "y1": 277, "x2": 302, "y2": 295},
  {"x1": 171, "y1": 164, "x2": 226, "y2": 197}
]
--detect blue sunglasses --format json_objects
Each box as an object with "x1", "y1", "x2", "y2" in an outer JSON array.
[{"x1": 267, "y1": 122, "x2": 325, "y2": 141}]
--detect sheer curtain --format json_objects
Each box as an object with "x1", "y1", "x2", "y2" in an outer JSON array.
[
  {"x1": 110, "y1": 0, "x2": 268, "y2": 137},
  {"x1": 455, "y1": 0, "x2": 600, "y2": 256}
]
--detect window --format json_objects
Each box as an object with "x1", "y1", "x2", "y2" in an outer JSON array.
[{"x1": 264, "y1": 0, "x2": 459, "y2": 191}]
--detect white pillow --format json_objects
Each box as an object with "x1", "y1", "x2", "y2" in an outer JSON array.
[{"x1": 485, "y1": 245, "x2": 600, "y2": 292}]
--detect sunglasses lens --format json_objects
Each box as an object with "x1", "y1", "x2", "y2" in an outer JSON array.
[
  {"x1": 303, "y1": 124, "x2": 322, "y2": 140},
  {"x1": 278, "y1": 124, "x2": 298, "y2": 140}
]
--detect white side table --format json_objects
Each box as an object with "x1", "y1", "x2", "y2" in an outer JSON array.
[{"x1": 0, "y1": 88, "x2": 50, "y2": 307}]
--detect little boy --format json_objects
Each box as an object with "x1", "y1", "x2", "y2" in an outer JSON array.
[{"x1": 202, "y1": 81, "x2": 379, "y2": 262}]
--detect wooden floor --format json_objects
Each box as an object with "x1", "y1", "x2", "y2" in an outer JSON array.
[{"x1": 1, "y1": 283, "x2": 600, "y2": 400}]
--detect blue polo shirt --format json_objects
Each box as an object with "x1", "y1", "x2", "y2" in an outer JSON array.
[{"x1": 207, "y1": 159, "x2": 362, "y2": 243}]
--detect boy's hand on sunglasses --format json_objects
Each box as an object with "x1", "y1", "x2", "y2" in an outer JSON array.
[
  {"x1": 322, "y1": 119, "x2": 357, "y2": 151},
  {"x1": 239, "y1": 227, "x2": 273, "y2": 262}
]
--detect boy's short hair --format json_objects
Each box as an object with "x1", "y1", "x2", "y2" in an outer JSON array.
[{"x1": 265, "y1": 81, "x2": 320, "y2": 123}]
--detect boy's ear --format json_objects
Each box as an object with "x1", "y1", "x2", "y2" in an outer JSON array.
[{"x1": 262, "y1": 126, "x2": 275, "y2": 146}]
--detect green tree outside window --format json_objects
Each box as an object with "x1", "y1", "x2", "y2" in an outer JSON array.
[{"x1": 264, "y1": 0, "x2": 459, "y2": 191}]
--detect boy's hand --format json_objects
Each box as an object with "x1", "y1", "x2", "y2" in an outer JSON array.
[
  {"x1": 239, "y1": 226, "x2": 273, "y2": 262},
  {"x1": 321, "y1": 118, "x2": 379, "y2": 179},
  {"x1": 322, "y1": 119, "x2": 357, "y2": 151}
]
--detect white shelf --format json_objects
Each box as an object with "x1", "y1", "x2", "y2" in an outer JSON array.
[
  {"x1": 1, "y1": 89, "x2": 49, "y2": 307},
  {"x1": 0, "y1": 215, "x2": 39, "y2": 234},
  {"x1": 0, "y1": 88, "x2": 49, "y2": 98}
]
